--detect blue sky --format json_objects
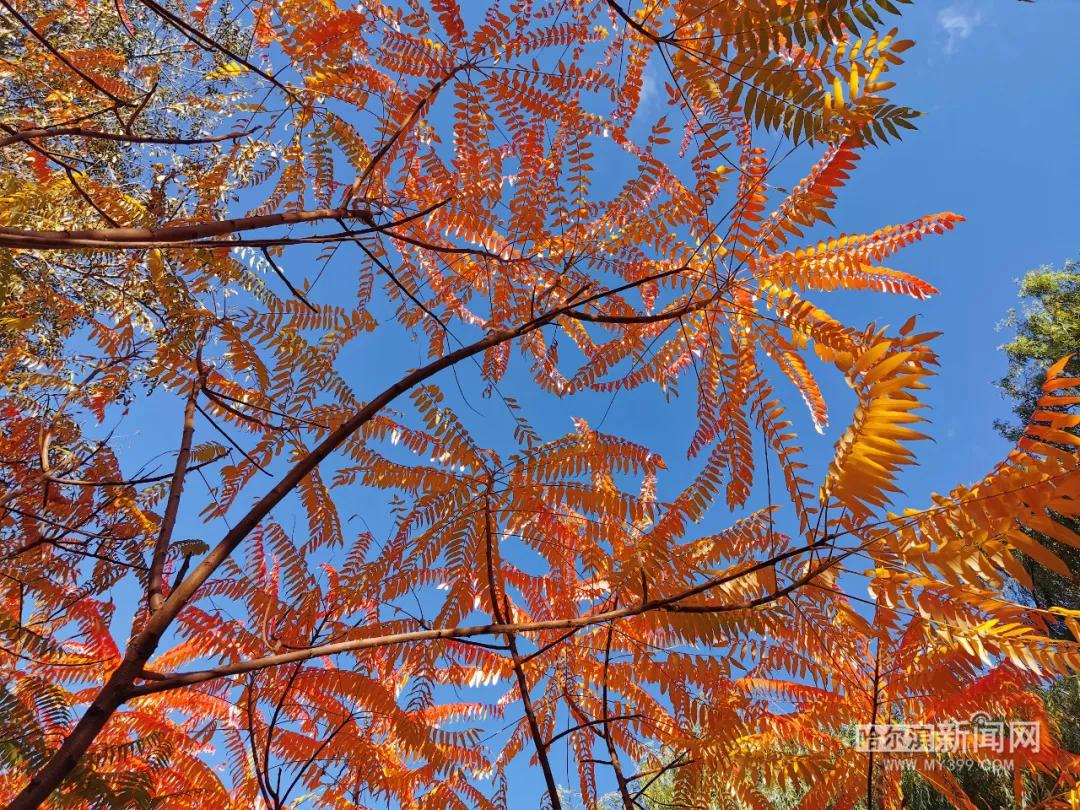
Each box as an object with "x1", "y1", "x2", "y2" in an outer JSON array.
[
  {"x1": 424, "y1": 0, "x2": 1080, "y2": 505},
  {"x1": 123, "y1": 0, "x2": 1077, "y2": 575}
]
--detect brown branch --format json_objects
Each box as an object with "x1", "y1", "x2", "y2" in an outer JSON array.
[
  {"x1": 168, "y1": 552, "x2": 193, "y2": 596},
  {"x1": 0, "y1": 125, "x2": 258, "y2": 149},
  {"x1": 43, "y1": 454, "x2": 225, "y2": 488},
  {"x1": 600, "y1": 618, "x2": 636, "y2": 809},
  {"x1": 8, "y1": 266, "x2": 768, "y2": 808},
  {"x1": 605, "y1": 0, "x2": 672, "y2": 44},
  {"x1": 195, "y1": 402, "x2": 270, "y2": 475},
  {"x1": 6, "y1": 125, "x2": 127, "y2": 228},
  {"x1": 631, "y1": 752, "x2": 691, "y2": 802},
  {"x1": 518, "y1": 625, "x2": 584, "y2": 665},
  {"x1": 261, "y1": 662, "x2": 305, "y2": 809},
  {"x1": 564, "y1": 283, "x2": 718, "y2": 325},
  {"x1": 544, "y1": 713, "x2": 641, "y2": 749},
  {"x1": 342, "y1": 66, "x2": 464, "y2": 206},
  {"x1": 122, "y1": 81, "x2": 158, "y2": 135},
  {"x1": 200, "y1": 386, "x2": 280, "y2": 432},
  {"x1": 355, "y1": 239, "x2": 450, "y2": 335},
  {"x1": 244, "y1": 680, "x2": 278, "y2": 810},
  {"x1": 260, "y1": 247, "x2": 316, "y2": 312},
  {"x1": 148, "y1": 303, "x2": 573, "y2": 639},
  {"x1": 7, "y1": 662, "x2": 134, "y2": 808},
  {"x1": 63, "y1": 167, "x2": 119, "y2": 227},
  {"x1": 278, "y1": 712, "x2": 354, "y2": 804},
  {"x1": 0, "y1": 199, "x2": 460, "y2": 252},
  {"x1": 866, "y1": 637, "x2": 883, "y2": 810},
  {"x1": 0, "y1": 205, "x2": 376, "y2": 250}
]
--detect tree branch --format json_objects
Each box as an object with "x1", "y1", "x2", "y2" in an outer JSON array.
[
  {"x1": 135, "y1": 0, "x2": 295, "y2": 100},
  {"x1": 8, "y1": 264, "x2": 798, "y2": 808},
  {"x1": 600, "y1": 618, "x2": 636, "y2": 809},
  {"x1": 0, "y1": 125, "x2": 258, "y2": 149},
  {"x1": 146, "y1": 381, "x2": 199, "y2": 611},
  {"x1": 544, "y1": 713, "x2": 641, "y2": 749}
]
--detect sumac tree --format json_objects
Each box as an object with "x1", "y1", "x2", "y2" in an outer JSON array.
[{"x1": 0, "y1": 1, "x2": 1077, "y2": 808}]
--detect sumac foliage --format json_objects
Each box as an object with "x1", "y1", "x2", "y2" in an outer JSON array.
[{"x1": 0, "y1": 1, "x2": 1077, "y2": 808}]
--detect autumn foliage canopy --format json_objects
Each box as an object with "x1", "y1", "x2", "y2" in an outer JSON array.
[{"x1": 0, "y1": 0, "x2": 1078, "y2": 808}]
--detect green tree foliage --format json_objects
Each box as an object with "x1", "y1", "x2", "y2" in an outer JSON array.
[
  {"x1": 996, "y1": 260, "x2": 1080, "y2": 618},
  {"x1": 997, "y1": 260, "x2": 1080, "y2": 440}
]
